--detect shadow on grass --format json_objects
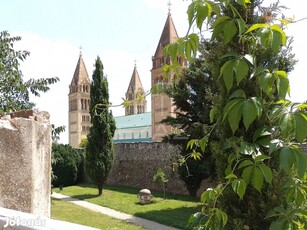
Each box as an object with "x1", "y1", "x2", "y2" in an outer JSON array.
[
  {"x1": 69, "y1": 194, "x2": 100, "y2": 200},
  {"x1": 134, "y1": 206, "x2": 199, "y2": 229}
]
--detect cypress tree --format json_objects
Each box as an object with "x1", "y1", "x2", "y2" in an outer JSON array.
[{"x1": 85, "y1": 56, "x2": 116, "y2": 196}]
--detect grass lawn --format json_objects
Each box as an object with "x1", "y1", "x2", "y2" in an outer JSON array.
[
  {"x1": 51, "y1": 198, "x2": 146, "y2": 230},
  {"x1": 53, "y1": 184, "x2": 201, "y2": 229}
]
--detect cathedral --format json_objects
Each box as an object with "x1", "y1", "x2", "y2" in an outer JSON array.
[{"x1": 68, "y1": 9, "x2": 186, "y2": 148}]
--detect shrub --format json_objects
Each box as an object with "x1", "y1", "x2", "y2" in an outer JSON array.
[{"x1": 52, "y1": 143, "x2": 82, "y2": 188}]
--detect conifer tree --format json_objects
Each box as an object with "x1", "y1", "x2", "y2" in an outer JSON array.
[
  {"x1": 85, "y1": 56, "x2": 116, "y2": 196},
  {"x1": 162, "y1": 47, "x2": 217, "y2": 196}
]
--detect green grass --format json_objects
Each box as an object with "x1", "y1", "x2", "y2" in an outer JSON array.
[
  {"x1": 53, "y1": 184, "x2": 201, "y2": 229},
  {"x1": 51, "y1": 198, "x2": 146, "y2": 230}
]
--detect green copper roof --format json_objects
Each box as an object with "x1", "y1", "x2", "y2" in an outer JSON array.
[{"x1": 114, "y1": 112, "x2": 151, "y2": 129}]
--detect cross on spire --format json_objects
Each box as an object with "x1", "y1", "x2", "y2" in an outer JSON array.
[
  {"x1": 134, "y1": 59, "x2": 137, "y2": 68},
  {"x1": 167, "y1": 0, "x2": 171, "y2": 16},
  {"x1": 79, "y1": 46, "x2": 83, "y2": 56}
]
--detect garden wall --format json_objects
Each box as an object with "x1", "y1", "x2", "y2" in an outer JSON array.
[{"x1": 107, "y1": 142, "x2": 190, "y2": 195}]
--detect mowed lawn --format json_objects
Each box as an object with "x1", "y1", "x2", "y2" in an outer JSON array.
[
  {"x1": 53, "y1": 184, "x2": 201, "y2": 229},
  {"x1": 51, "y1": 198, "x2": 146, "y2": 230}
]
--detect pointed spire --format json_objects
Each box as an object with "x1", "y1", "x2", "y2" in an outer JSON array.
[
  {"x1": 70, "y1": 53, "x2": 90, "y2": 86},
  {"x1": 154, "y1": 7, "x2": 178, "y2": 57},
  {"x1": 127, "y1": 62, "x2": 143, "y2": 93}
]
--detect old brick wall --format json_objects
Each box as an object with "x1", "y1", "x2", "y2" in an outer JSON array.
[
  {"x1": 0, "y1": 110, "x2": 51, "y2": 217},
  {"x1": 107, "y1": 142, "x2": 190, "y2": 195}
]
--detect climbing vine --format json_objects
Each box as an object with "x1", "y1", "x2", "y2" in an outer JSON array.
[{"x1": 165, "y1": 0, "x2": 307, "y2": 229}]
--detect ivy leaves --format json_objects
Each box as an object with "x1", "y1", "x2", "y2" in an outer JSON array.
[
  {"x1": 222, "y1": 90, "x2": 262, "y2": 133},
  {"x1": 246, "y1": 23, "x2": 287, "y2": 53}
]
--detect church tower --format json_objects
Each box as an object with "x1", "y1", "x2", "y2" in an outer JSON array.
[
  {"x1": 151, "y1": 8, "x2": 186, "y2": 142},
  {"x1": 125, "y1": 64, "x2": 147, "y2": 115},
  {"x1": 68, "y1": 53, "x2": 91, "y2": 148}
]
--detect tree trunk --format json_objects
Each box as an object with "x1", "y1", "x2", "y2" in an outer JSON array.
[{"x1": 98, "y1": 184, "x2": 103, "y2": 196}]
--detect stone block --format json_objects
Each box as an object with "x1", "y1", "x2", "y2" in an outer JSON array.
[{"x1": 0, "y1": 110, "x2": 51, "y2": 217}]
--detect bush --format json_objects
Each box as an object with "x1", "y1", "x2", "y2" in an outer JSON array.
[{"x1": 52, "y1": 143, "x2": 82, "y2": 187}]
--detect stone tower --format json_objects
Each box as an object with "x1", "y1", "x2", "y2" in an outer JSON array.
[
  {"x1": 125, "y1": 64, "x2": 147, "y2": 115},
  {"x1": 151, "y1": 10, "x2": 186, "y2": 142},
  {"x1": 68, "y1": 53, "x2": 91, "y2": 148}
]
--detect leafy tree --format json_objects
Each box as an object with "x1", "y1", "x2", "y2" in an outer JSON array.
[
  {"x1": 85, "y1": 56, "x2": 116, "y2": 196},
  {"x1": 165, "y1": 0, "x2": 307, "y2": 229},
  {"x1": 0, "y1": 31, "x2": 58, "y2": 114},
  {"x1": 162, "y1": 50, "x2": 216, "y2": 196},
  {"x1": 153, "y1": 168, "x2": 169, "y2": 199},
  {"x1": 79, "y1": 137, "x2": 88, "y2": 148},
  {"x1": 52, "y1": 143, "x2": 82, "y2": 188}
]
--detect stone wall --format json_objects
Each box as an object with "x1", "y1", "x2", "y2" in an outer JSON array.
[
  {"x1": 0, "y1": 110, "x2": 51, "y2": 217},
  {"x1": 107, "y1": 142, "x2": 190, "y2": 195}
]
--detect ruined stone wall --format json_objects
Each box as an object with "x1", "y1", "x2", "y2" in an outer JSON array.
[
  {"x1": 107, "y1": 142, "x2": 190, "y2": 195},
  {"x1": 0, "y1": 110, "x2": 51, "y2": 217}
]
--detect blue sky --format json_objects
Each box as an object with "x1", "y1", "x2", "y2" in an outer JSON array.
[{"x1": 0, "y1": 0, "x2": 306, "y2": 143}]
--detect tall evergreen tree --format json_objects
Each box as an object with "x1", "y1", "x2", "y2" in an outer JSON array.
[
  {"x1": 85, "y1": 56, "x2": 116, "y2": 196},
  {"x1": 162, "y1": 47, "x2": 217, "y2": 196}
]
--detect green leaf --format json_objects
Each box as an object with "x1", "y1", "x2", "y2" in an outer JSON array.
[
  {"x1": 260, "y1": 72, "x2": 274, "y2": 95},
  {"x1": 241, "y1": 165, "x2": 253, "y2": 184},
  {"x1": 229, "y1": 89, "x2": 246, "y2": 99},
  {"x1": 231, "y1": 179, "x2": 247, "y2": 199},
  {"x1": 296, "y1": 188, "x2": 306, "y2": 206},
  {"x1": 258, "y1": 163, "x2": 273, "y2": 183},
  {"x1": 186, "y1": 139, "x2": 198, "y2": 150},
  {"x1": 294, "y1": 148, "x2": 307, "y2": 178},
  {"x1": 187, "y1": 1, "x2": 197, "y2": 26},
  {"x1": 212, "y1": 208, "x2": 228, "y2": 227},
  {"x1": 212, "y1": 16, "x2": 230, "y2": 28},
  {"x1": 199, "y1": 136, "x2": 208, "y2": 153},
  {"x1": 245, "y1": 23, "x2": 268, "y2": 33},
  {"x1": 226, "y1": 173, "x2": 238, "y2": 180},
  {"x1": 191, "y1": 150, "x2": 202, "y2": 160},
  {"x1": 236, "y1": 18, "x2": 246, "y2": 35},
  {"x1": 251, "y1": 166, "x2": 264, "y2": 192},
  {"x1": 271, "y1": 30, "x2": 282, "y2": 53},
  {"x1": 239, "y1": 159, "x2": 254, "y2": 169},
  {"x1": 279, "y1": 147, "x2": 296, "y2": 174},
  {"x1": 274, "y1": 71, "x2": 289, "y2": 99},
  {"x1": 293, "y1": 113, "x2": 307, "y2": 143},
  {"x1": 227, "y1": 99, "x2": 244, "y2": 133},
  {"x1": 242, "y1": 100, "x2": 258, "y2": 130},
  {"x1": 260, "y1": 28, "x2": 273, "y2": 48},
  {"x1": 285, "y1": 187, "x2": 295, "y2": 204},
  {"x1": 196, "y1": 3, "x2": 208, "y2": 29},
  {"x1": 201, "y1": 188, "x2": 216, "y2": 204},
  {"x1": 254, "y1": 154, "x2": 270, "y2": 163},
  {"x1": 279, "y1": 113, "x2": 294, "y2": 139},
  {"x1": 270, "y1": 24, "x2": 287, "y2": 45},
  {"x1": 220, "y1": 60, "x2": 235, "y2": 92},
  {"x1": 188, "y1": 212, "x2": 204, "y2": 226},
  {"x1": 223, "y1": 20, "x2": 237, "y2": 44},
  {"x1": 208, "y1": 1, "x2": 220, "y2": 16},
  {"x1": 253, "y1": 127, "x2": 271, "y2": 143},
  {"x1": 234, "y1": 59, "x2": 249, "y2": 84},
  {"x1": 269, "y1": 220, "x2": 287, "y2": 230}
]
